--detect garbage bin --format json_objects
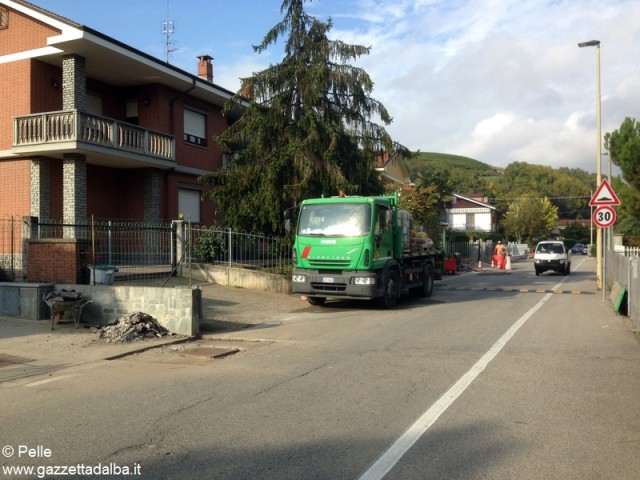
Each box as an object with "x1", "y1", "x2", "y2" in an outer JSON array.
[{"x1": 88, "y1": 265, "x2": 117, "y2": 285}]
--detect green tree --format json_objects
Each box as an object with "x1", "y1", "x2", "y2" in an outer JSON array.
[
  {"x1": 500, "y1": 162, "x2": 591, "y2": 219},
  {"x1": 200, "y1": 0, "x2": 392, "y2": 234},
  {"x1": 561, "y1": 221, "x2": 590, "y2": 245},
  {"x1": 501, "y1": 194, "x2": 558, "y2": 245},
  {"x1": 386, "y1": 169, "x2": 452, "y2": 241},
  {"x1": 605, "y1": 117, "x2": 640, "y2": 243}
]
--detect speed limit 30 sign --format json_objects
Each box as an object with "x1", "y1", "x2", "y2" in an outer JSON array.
[{"x1": 593, "y1": 205, "x2": 616, "y2": 228}]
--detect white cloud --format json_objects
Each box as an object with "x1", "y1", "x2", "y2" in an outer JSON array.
[{"x1": 301, "y1": 0, "x2": 638, "y2": 174}]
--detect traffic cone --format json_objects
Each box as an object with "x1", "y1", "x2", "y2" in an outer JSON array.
[
  {"x1": 491, "y1": 257, "x2": 495, "y2": 268},
  {"x1": 478, "y1": 259, "x2": 482, "y2": 270}
]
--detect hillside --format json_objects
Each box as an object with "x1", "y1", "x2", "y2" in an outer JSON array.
[
  {"x1": 406, "y1": 152, "x2": 504, "y2": 192},
  {"x1": 408, "y1": 152, "x2": 503, "y2": 176},
  {"x1": 406, "y1": 152, "x2": 596, "y2": 220}
]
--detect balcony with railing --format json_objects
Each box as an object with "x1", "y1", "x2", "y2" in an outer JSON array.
[{"x1": 12, "y1": 110, "x2": 175, "y2": 166}]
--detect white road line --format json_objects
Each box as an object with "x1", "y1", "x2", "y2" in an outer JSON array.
[
  {"x1": 358, "y1": 278, "x2": 567, "y2": 480},
  {"x1": 25, "y1": 374, "x2": 78, "y2": 387}
]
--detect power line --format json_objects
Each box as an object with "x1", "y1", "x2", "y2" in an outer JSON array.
[{"x1": 488, "y1": 195, "x2": 592, "y2": 202}]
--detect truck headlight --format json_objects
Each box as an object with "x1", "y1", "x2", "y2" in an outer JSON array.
[
  {"x1": 354, "y1": 277, "x2": 376, "y2": 285},
  {"x1": 292, "y1": 275, "x2": 307, "y2": 283}
]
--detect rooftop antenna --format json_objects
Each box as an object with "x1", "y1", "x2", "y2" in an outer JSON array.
[{"x1": 162, "y1": 0, "x2": 176, "y2": 63}]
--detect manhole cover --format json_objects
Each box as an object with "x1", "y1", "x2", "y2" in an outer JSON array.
[
  {"x1": 179, "y1": 347, "x2": 240, "y2": 360},
  {"x1": 0, "y1": 353, "x2": 35, "y2": 368}
]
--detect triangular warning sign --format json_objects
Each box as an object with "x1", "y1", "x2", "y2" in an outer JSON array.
[{"x1": 589, "y1": 179, "x2": 620, "y2": 206}]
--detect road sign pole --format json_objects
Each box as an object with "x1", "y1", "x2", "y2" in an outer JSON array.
[
  {"x1": 591, "y1": 202, "x2": 616, "y2": 300},
  {"x1": 603, "y1": 227, "x2": 607, "y2": 300},
  {"x1": 589, "y1": 178, "x2": 621, "y2": 292}
]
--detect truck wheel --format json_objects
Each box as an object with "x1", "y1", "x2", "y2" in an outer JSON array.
[
  {"x1": 307, "y1": 296, "x2": 326, "y2": 306},
  {"x1": 411, "y1": 263, "x2": 434, "y2": 298},
  {"x1": 377, "y1": 269, "x2": 399, "y2": 308}
]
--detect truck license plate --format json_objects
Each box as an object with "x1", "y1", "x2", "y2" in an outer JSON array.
[{"x1": 321, "y1": 277, "x2": 336, "y2": 283}]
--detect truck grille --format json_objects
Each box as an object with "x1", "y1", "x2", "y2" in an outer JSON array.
[
  {"x1": 308, "y1": 259, "x2": 352, "y2": 268},
  {"x1": 310, "y1": 282, "x2": 347, "y2": 292}
]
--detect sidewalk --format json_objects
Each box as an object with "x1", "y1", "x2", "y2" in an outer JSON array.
[
  {"x1": 0, "y1": 315, "x2": 188, "y2": 384},
  {"x1": 0, "y1": 283, "x2": 305, "y2": 384}
]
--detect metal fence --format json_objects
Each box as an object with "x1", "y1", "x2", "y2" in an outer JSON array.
[
  {"x1": 34, "y1": 218, "x2": 178, "y2": 281},
  {"x1": 0, "y1": 217, "x2": 292, "y2": 284},
  {"x1": 606, "y1": 249, "x2": 639, "y2": 331},
  {"x1": 0, "y1": 216, "x2": 24, "y2": 281},
  {"x1": 444, "y1": 239, "x2": 522, "y2": 264},
  {"x1": 186, "y1": 225, "x2": 292, "y2": 274}
]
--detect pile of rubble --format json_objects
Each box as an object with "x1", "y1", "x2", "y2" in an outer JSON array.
[{"x1": 95, "y1": 312, "x2": 169, "y2": 343}]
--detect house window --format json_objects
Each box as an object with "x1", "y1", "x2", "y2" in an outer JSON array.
[
  {"x1": 178, "y1": 188, "x2": 201, "y2": 223},
  {"x1": 466, "y1": 213, "x2": 475, "y2": 230},
  {"x1": 184, "y1": 108, "x2": 206, "y2": 147},
  {"x1": 125, "y1": 101, "x2": 138, "y2": 125}
]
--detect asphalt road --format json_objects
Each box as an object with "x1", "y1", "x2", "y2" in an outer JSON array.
[{"x1": 2, "y1": 257, "x2": 640, "y2": 479}]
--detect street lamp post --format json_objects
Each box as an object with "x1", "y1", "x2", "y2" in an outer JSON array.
[{"x1": 578, "y1": 39, "x2": 602, "y2": 290}]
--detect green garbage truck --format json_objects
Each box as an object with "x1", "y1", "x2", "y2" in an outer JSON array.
[{"x1": 291, "y1": 194, "x2": 444, "y2": 308}]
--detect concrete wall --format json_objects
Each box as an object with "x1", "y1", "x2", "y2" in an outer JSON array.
[
  {"x1": 1, "y1": 264, "x2": 289, "y2": 336},
  {"x1": 54, "y1": 284, "x2": 200, "y2": 336},
  {"x1": 0, "y1": 282, "x2": 53, "y2": 320},
  {"x1": 182, "y1": 263, "x2": 292, "y2": 294},
  {"x1": 0, "y1": 282, "x2": 200, "y2": 336}
]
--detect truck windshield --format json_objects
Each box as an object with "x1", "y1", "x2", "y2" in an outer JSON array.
[{"x1": 298, "y1": 203, "x2": 371, "y2": 237}]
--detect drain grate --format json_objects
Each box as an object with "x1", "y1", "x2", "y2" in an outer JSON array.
[{"x1": 0, "y1": 353, "x2": 35, "y2": 369}]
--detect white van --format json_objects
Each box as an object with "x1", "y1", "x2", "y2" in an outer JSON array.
[{"x1": 534, "y1": 240, "x2": 571, "y2": 276}]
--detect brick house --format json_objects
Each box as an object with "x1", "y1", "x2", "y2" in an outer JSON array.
[{"x1": 0, "y1": 0, "x2": 242, "y2": 282}]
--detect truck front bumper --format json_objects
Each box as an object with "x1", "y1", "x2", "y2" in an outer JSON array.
[{"x1": 292, "y1": 268, "x2": 383, "y2": 299}]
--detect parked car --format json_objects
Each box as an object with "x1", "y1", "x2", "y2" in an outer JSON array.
[
  {"x1": 571, "y1": 243, "x2": 585, "y2": 254},
  {"x1": 534, "y1": 240, "x2": 571, "y2": 275},
  {"x1": 582, "y1": 245, "x2": 589, "y2": 255}
]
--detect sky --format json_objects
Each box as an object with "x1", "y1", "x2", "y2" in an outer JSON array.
[{"x1": 29, "y1": 0, "x2": 640, "y2": 175}]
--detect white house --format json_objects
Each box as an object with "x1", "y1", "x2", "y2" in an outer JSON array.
[{"x1": 445, "y1": 193, "x2": 500, "y2": 233}]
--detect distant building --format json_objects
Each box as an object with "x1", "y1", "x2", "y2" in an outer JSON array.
[{"x1": 444, "y1": 193, "x2": 500, "y2": 233}]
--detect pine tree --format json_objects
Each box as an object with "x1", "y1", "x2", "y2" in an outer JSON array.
[{"x1": 200, "y1": 0, "x2": 394, "y2": 234}]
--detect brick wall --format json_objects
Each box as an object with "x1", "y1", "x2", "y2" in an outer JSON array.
[
  {"x1": 0, "y1": 6, "x2": 60, "y2": 55},
  {"x1": 0, "y1": 61, "x2": 29, "y2": 151},
  {"x1": 173, "y1": 95, "x2": 226, "y2": 172},
  {"x1": 0, "y1": 160, "x2": 31, "y2": 217},
  {"x1": 27, "y1": 240, "x2": 89, "y2": 284}
]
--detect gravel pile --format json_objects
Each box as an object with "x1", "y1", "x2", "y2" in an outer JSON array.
[{"x1": 95, "y1": 312, "x2": 169, "y2": 343}]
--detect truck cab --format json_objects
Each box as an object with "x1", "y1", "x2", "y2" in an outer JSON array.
[{"x1": 291, "y1": 195, "x2": 439, "y2": 307}]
